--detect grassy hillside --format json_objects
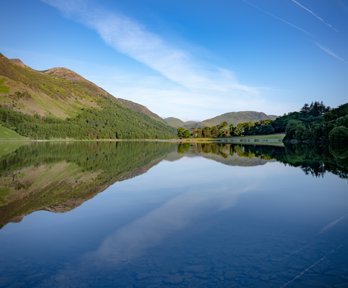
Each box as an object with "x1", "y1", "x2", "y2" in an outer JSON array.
[
  {"x1": 0, "y1": 124, "x2": 26, "y2": 140},
  {"x1": 164, "y1": 117, "x2": 202, "y2": 129},
  {"x1": 202, "y1": 111, "x2": 277, "y2": 127},
  {"x1": 117, "y1": 98, "x2": 165, "y2": 123},
  {"x1": 0, "y1": 54, "x2": 108, "y2": 119},
  {"x1": 164, "y1": 117, "x2": 185, "y2": 128},
  {"x1": 0, "y1": 53, "x2": 175, "y2": 139}
]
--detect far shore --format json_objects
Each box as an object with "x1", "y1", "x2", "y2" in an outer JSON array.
[{"x1": 0, "y1": 133, "x2": 285, "y2": 146}]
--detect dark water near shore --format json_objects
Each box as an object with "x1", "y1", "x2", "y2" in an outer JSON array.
[{"x1": 0, "y1": 141, "x2": 347, "y2": 287}]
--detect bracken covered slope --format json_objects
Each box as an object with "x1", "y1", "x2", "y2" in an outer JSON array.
[{"x1": 0, "y1": 53, "x2": 175, "y2": 139}]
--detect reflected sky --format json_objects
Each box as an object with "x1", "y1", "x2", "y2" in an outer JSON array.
[{"x1": 0, "y1": 144, "x2": 347, "y2": 287}]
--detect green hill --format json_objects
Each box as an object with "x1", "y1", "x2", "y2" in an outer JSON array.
[
  {"x1": 117, "y1": 98, "x2": 165, "y2": 123},
  {"x1": 164, "y1": 117, "x2": 185, "y2": 128},
  {"x1": 165, "y1": 112, "x2": 277, "y2": 129},
  {"x1": 0, "y1": 53, "x2": 175, "y2": 139},
  {"x1": 164, "y1": 117, "x2": 202, "y2": 129},
  {"x1": 201, "y1": 111, "x2": 277, "y2": 127}
]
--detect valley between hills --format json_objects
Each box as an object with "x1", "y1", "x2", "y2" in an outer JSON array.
[
  {"x1": 0, "y1": 53, "x2": 347, "y2": 146},
  {"x1": 0, "y1": 53, "x2": 277, "y2": 140}
]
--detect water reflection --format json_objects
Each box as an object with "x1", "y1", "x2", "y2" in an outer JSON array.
[
  {"x1": 0, "y1": 141, "x2": 347, "y2": 287},
  {"x1": 177, "y1": 142, "x2": 348, "y2": 178},
  {"x1": 0, "y1": 141, "x2": 175, "y2": 228},
  {"x1": 0, "y1": 141, "x2": 347, "y2": 229},
  {"x1": 45, "y1": 180, "x2": 255, "y2": 287}
]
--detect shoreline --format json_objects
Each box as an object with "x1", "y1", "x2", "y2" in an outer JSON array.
[{"x1": 0, "y1": 133, "x2": 285, "y2": 146}]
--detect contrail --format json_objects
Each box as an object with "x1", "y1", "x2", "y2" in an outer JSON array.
[
  {"x1": 315, "y1": 42, "x2": 348, "y2": 65},
  {"x1": 242, "y1": 0, "x2": 313, "y2": 37},
  {"x1": 242, "y1": 0, "x2": 346, "y2": 65},
  {"x1": 279, "y1": 246, "x2": 342, "y2": 288},
  {"x1": 290, "y1": 0, "x2": 338, "y2": 32},
  {"x1": 319, "y1": 214, "x2": 348, "y2": 234}
]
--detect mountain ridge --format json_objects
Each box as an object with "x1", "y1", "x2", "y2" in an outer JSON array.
[{"x1": 165, "y1": 111, "x2": 277, "y2": 129}]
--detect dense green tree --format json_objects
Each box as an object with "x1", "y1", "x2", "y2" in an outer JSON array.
[
  {"x1": 0, "y1": 106, "x2": 176, "y2": 140},
  {"x1": 211, "y1": 126, "x2": 219, "y2": 137},
  {"x1": 329, "y1": 126, "x2": 348, "y2": 144},
  {"x1": 280, "y1": 102, "x2": 347, "y2": 144},
  {"x1": 177, "y1": 102, "x2": 348, "y2": 143},
  {"x1": 192, "y1": 128, "x2": 203, "y2": 138},
  {"x1": 183, "y1": 129, "x2": 191, "y2": 138},
  {"x1": 177, "y1": 127, "x2": 186, "y2": 138},
  {"x1": 234, "y1": 123, "x2": 247, "y2": 136},
  {"x1": 229, "y1": 123, "x2": 235, "y2": 136},
  {"x1": 177, "y1": 143, "x2": 190, "y2": 153}
]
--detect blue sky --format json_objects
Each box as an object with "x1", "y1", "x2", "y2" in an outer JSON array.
[{"x1": 1, "y1": 0, "x2": 347, "y2": 120}]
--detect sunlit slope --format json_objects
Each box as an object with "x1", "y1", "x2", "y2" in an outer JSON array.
[{"x1": 0, "y1": 53, "x2": 175, "y2": 139}]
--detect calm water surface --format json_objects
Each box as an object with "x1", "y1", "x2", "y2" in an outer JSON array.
[{"x1": 0, "y1": 142, "x2": 347, "y2": 287}]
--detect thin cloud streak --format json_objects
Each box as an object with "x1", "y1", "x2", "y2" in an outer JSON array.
[
  {"x1": 43, "y1": 0, "x2": 258, "y2": 95},
  {"x1": 290, "y1": 0, "x2": 338, "y2": 32},
  {"x1": 315, "y1": 42, "x2": 348, "y2": 64},
  {"x1": 243, "y1": 0, "x2": 347, "y2": 65},
  {"x1": 242, "y1": 0, "x2": 313, "y2": 37}
]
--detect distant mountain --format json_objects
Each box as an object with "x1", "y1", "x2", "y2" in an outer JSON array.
[
  {"x1": 0, "y1": 53, "x2": 175, "y2": 139},
  {"x1": 183, "y1": 121, "x2": 202, "y2": 129},
  {"x1": 164, "y1": 117, "x2": 203, "y2": 129},
  {"x1": 201, "y1": 111, "x2": 277, "y2": 127},
  {"x1": 165, "y1": 111, "x2": 277, "y2": 129},
  {"x1": 164, "y1": 117, "x2": 185, "y2": 128}
]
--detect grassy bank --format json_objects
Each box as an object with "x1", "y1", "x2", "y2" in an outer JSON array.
[
  {"x1": 0, "y1": 124, "x2": 27, "y2": 140},
  {"x1": 225, "y1": 133, "x2": 285, "y2": 143},
  {"x1": 176, "y1": 134, "x2": 285, "y2": 145},
  {"x1": 0, "y1": 129, "x2": 285, "y2": 146}
]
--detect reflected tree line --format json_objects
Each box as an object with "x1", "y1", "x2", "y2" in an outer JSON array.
[
  {"x1": 0, "y1": 141, "x2": 175, "y2": 228},
  {"x1": 0, "y1": 140, "x2": 346, "y2": 228},
  {"x1": 177, "y1": 142, "x2": 348, "y2": 178}
]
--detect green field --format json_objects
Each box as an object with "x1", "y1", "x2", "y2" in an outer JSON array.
[
  {"x1": 223, "y1": 133, "x2": 285, "y2": 145},
  {"x1": 228, "y1": 133, "x2": 285, "y2": 141},
  {"x1": 0, "y1": 125, "x2": 27, "y2": 157},
  {"x1": 0, "y1": 124, "x2": 26, "y2": 140}
]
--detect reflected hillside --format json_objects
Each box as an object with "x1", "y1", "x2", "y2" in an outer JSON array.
[
  {"x1": 175, "y1": 143, "x2": 274, "y2": 166},
  {"x1": 239, "y1": 144, "x2": 348, "y2": 179},
  {"x1": 175, "y1": 143, "x2": 348, "y2": 178},
  {"x1": 1, "y1": 141, "x2": 346, "y2": 228},
  {"x1": 0, "y1": 141, "x2": 176, "y2": 228}
]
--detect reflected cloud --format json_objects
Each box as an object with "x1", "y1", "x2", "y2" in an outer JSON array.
[
  {"x1": 319, "y1": 214, "x2": 347, "y2": 235},
  {"x1": 42, "y1": 178, "x2": 255, "y2": 286},
  {"x1": 94, "y1": 185, "x2": 252, "y2": 265}
]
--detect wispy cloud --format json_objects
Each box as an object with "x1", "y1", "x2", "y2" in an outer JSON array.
[
  {"x1": 290, "y1": 0, "x2": 338, "y2": 32},
  {"x1": 91, "y1": 69, "x2": 285, "y2": 120},
  {"x1": 315, "y1": 42, "x2": 348, "y2": 64},
  {"x1": 42, "y1": 0, "x2": 257, "y2": 95}
]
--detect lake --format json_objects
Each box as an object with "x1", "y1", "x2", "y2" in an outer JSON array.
[{"x1": 0, "y1": 141, "x2": 347, "y2": 287}]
